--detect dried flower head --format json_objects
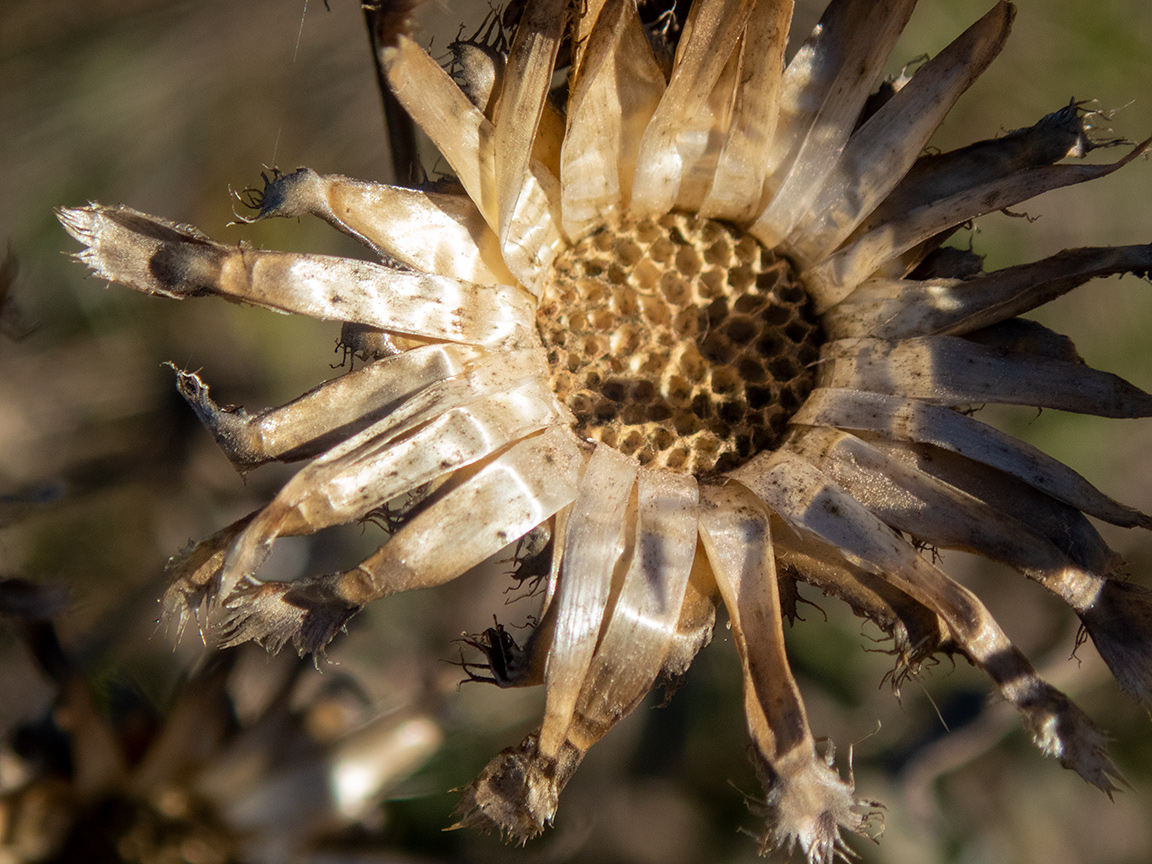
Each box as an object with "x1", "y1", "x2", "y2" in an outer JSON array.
[{"x1": 58, "y1": 0, "x2": 1152, "y2": 859}]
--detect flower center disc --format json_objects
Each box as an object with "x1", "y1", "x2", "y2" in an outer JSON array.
[{"x1": 537, "y1": 213, "x2": 822, "y2": 475}]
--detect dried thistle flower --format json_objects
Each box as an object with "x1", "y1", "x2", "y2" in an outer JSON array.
[{"x1": 57, "y1": 0, "x2": 1152, "y2": 859}]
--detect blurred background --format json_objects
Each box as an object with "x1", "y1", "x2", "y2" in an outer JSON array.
[{"x1": 1, "y1": 1, "x2": 1151, "y2": 861}]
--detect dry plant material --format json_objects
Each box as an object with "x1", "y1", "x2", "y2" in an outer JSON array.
[
  {"x1": 59, "y1": 0, "x2": 1152, "y2": 859},
  {"x1": 0, "y1": 579, "x2": 440, "y2": 863}
]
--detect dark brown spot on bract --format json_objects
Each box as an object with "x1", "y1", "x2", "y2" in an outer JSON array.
[{"x1": 149, "y1": 242, "x2": 223, "y2": 296}]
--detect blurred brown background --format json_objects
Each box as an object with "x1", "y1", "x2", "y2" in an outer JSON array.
[{"x1": 2, "y1": 1, "x2": 1152, "y2": 862}]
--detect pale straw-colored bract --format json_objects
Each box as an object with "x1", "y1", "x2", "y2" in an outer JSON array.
[{"x1": 58, "y1": 0, "x2": 1152, "y2": 859}]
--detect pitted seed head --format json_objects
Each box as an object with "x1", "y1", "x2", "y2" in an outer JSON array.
[{"x1": 537, "y1": 214, "x2": 822, "y2": 474}]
